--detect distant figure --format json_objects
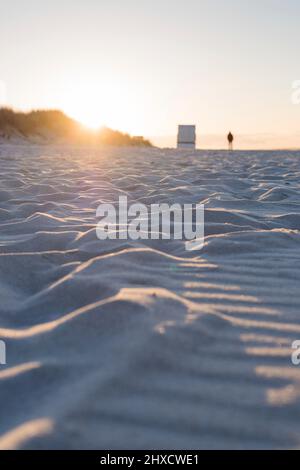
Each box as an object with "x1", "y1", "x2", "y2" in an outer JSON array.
[{"x1": 227, "y1": 132, "x2": 234, "y2": 150}]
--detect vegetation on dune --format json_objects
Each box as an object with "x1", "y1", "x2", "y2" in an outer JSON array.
[{"x1": 0, "y1": 108, "x2": 152, "y2": 147}]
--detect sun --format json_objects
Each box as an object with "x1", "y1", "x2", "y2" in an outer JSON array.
[
  {"x1": 59, "y1": 78, "x2": 139, "y2": 134},
  {"x1": 61, "y1": 84, "x2": 104, "y2": 130},
  {"x1": 71, "y1": 107, "x2": 104, "y2": 130}
]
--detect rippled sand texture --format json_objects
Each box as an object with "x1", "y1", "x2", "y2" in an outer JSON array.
[{"x1": 0, "y1": 145, "x2": 300, "y2": 449}]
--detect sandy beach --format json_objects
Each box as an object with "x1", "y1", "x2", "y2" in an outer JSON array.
[{"x1": 0, "y1": 144, "x2": 299, "y2": 449}]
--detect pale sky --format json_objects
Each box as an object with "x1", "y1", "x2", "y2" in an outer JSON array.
[{"x1": 1, "y1": 0, "x2": 300, "y2": 148}]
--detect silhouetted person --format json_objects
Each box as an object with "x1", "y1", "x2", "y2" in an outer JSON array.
[{"x1": 227, "y1": 132, "x2": 234, "y2": 150}]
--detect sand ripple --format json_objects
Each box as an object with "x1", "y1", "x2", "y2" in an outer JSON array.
[{"x1": 0, "y1": 145, "x2": 300, "y2": 449}]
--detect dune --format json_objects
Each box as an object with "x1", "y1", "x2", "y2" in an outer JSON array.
[{"x1": 0, "y1": 145, "x2": 299, "y2": 449}]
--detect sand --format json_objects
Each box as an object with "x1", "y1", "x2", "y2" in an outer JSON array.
[{"x1": 0, "y1": 144, "x2": 299, "y2": 449}]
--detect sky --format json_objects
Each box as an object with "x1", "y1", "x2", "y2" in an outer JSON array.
[{"x1": 1, "y1": 0, "x2": 300, "y2": 148}]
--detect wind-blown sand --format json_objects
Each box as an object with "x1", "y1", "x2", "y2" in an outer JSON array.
[{"x1": 0, "y1": 145, "x2": 299, "y2": 449}]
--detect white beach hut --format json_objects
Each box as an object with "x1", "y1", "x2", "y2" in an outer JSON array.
[{"x1": 177, "y1": 125, "x2": 196, "y2": 149}]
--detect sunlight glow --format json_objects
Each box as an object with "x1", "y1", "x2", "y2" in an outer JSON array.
[{"x1": 59, "y1": 78, "x2": 139, "y2": 133}]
